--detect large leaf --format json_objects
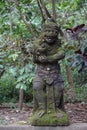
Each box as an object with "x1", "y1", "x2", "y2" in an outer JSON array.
[{"x1": 16, "y1": 83, "x2": 27, "y2": 90}]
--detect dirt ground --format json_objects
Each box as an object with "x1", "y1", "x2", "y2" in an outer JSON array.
[{"x1": 0, "y1": 103, "x2": 87, "y2": 125}]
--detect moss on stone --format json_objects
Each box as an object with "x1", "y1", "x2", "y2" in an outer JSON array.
[{"x1": 30, "y1": 109, "x2": 69, "y2": 126}]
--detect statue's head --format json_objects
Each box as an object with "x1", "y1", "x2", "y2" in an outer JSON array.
[{"x1": 43, "y1": 19, "x2": 59, "y2": 44}]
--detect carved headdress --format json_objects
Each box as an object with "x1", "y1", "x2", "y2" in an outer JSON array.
[{"x1": 43, "y1": 19, "x2": 59, "y2": 31}]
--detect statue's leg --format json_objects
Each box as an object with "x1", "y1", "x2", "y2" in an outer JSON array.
[
  {"x1": 33, "y1": 75, "x2": 47, "y2": 113},
  {"x1": 58, "y1": 90, "x2": 65, "y2": 111},
  {"x1": 46, "y1": 84, "x2": 56, "y2": 111},
  {"x1": 54, "y1": 81, "x2": 65, "y2": 111},
  {"x1": 33, "y1": 89, "x2": 39, "y2": 112},
  {"x1": 43, "y1": 85, "x2": 47, "y2": 112}
]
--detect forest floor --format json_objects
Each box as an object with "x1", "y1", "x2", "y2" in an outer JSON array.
[{"x1": 0, "y1": 102, "x2": 87, "y2": 125}]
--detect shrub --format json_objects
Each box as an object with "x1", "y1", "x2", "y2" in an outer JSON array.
[{"x1": 0, "y1": 73, "x2": 18, "y2": 103}]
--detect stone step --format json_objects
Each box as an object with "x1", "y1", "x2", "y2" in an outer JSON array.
[{"x1": 0, "y1": 123, "x2": 87, "y2": 130}]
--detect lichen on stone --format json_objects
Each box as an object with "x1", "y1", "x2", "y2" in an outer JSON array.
[{"x1": 30, "y1": 109, "x2": 69, "y2": 126}]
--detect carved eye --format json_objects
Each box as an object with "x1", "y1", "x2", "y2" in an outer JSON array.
[{"x1": 56, "y1": 30, "x2": 58, "y2": 33}]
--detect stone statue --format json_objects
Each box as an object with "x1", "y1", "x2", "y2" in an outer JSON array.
[{"x1": 30, "y1": 20, "x2": 69, "y2": 126}]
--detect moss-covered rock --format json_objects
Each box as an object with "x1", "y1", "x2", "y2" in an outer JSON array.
[{"x1": 30, "y1": 109, "x2": 69, "y2": 126}]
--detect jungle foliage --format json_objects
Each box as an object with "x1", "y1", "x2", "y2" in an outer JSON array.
[{"x1": 0, "y1": 0, "x2": 87, "y2": 104}]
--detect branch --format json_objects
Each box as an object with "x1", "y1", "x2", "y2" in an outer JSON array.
[
  {"x1": 45, "y1": 5, "x2": 52, "y2": 19},
  {"x1": 37, "y1": 0, "x2": 45, "y2": 22},
  {"x1": 39, "y1": 0, "x2": 52, "y2": 21},
  {"x1": 39, "y1": 0, "x2": 48, "y2": 20}
]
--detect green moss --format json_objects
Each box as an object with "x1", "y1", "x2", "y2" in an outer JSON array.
[
  {"x1": 35, "y1": 32, "x2": 45, "y2": 45},
  {"x1": 30, "y1": 109, "x2": 69, "y2": 126}
]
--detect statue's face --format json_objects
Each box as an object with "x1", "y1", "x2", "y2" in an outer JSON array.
[{"x1": 44, "y1": 28, "x2": 58, "y2": 44}]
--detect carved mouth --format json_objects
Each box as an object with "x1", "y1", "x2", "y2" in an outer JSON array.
[
  {"x1": 47, "y1": 35, "x2": 57, "y2": 39},
  {"x1": 47, "y1": 38, "x2": 53, "y2": 43},
  {"x1": 45, "y1": 36, "x2": 57, "y2": 43},
  {"x1": 47, "y1": 36, "x2": 53, "y2": 41}
]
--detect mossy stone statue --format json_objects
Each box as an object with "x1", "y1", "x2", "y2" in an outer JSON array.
[{"x1": 30, "y1": 20, "x2": 69, "y2": 126}]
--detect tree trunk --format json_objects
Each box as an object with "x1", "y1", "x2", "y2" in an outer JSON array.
[
  {"x1": 52, "y1": 0, "x2": 57, "y2": 20},
  {"x1": 19, "y1": 89, "x2": 24, "y2": 110},
  {"x1": 66, "y1": 65, "x2": 75, "y2": 101}
]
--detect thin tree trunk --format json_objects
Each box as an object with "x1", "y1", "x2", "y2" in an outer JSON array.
[
  {"x1": 19, "y1": 89, "x2": 24, "y2": 110},
  {"x1": 66, "y1": 65, "x2": 75, "y2": 100},
  {"x1": 52, "y1": 0, "x2": 57, "y2": 20},
  {"x1": 10, "y1": 13, "x2": 12, "y2": 34}
]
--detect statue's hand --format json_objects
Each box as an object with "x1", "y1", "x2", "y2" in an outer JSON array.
[
  {"x1": 38, "y1": 55, "x2": 47, "y2": 62},
  {"x1": 34, "y1": 48, "x2": 44, "y2": 55},
  {"x1": 35, "y1": 47, "x2": 46, "y2": 55},
  {"x1": 36, "y1": 49, "x2": 40, "y2": 55}
]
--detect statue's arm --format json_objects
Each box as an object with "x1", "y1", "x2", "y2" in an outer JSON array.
[
  {"x1": 37, "y1": 48, "x2": 65, "y2": 63},
  {"x1": 30, "y1": 44, "x2": 46, "y2": 63},
  {"x1": 30, "y1": 45, "x2": 38, "y2": 63},
  {"x1": 47, "y1": 49, "x2": 65, "y2": 62}
]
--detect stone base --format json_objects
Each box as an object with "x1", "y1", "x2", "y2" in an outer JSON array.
[
  {"x1": 30, "y1": 109, "x2": 69, "y2": 126},
  {"x1": 0, "y1": 124, "x2": 87, "y2": 130}
]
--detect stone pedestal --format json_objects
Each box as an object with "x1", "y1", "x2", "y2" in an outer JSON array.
[
  {"x1": 0, "y1": 123, "x2": 87, "y2": 130},
  {"x1": 30, "y1": 109, "x2": 69, "y2": 126}
]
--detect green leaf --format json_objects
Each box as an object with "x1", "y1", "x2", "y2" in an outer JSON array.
[
  {"x1": 20, "y1": 68, "x2": 25, "y2": 75},
  {"x1": 16, "y1": 83, "x2": 27, "y2": 90},
  {"x1": 8, "y1": 53, "x2": 19, "y2": 61},
  {"x1": 9, "y1": 67, "x2": 17, "y2": 76},
  {"x1": 17, "y1": 74, "x2": 27, "y2": 82},
  {"x1": 0, "y1": 64, "x2": 4, "y2": 69}
]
